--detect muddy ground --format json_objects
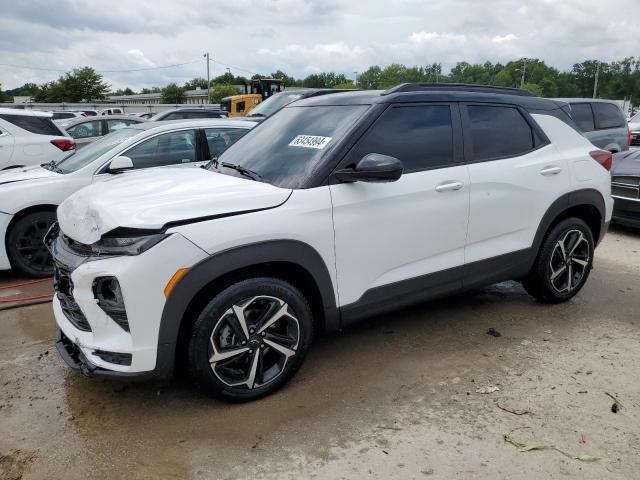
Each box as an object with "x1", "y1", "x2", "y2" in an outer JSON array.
[{"x1": 0, "y1": 226, "x2": 639, "y2": 480}]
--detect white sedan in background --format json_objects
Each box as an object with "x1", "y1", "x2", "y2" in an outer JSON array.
[
  {"x1": 0, "y1": 108, "x2": 75, "y2": 170},
  {"x1": 0, "y1": 119, "x2": 255, "y2": 277}
]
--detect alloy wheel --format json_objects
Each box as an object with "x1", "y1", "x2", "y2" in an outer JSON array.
[
  {"x1": 208, "y1": 295, "x2": 300, "y2": 389},
  {"x1": 549, "y1": 229, "x2": 590, "y2": 294},
  {"x1": 15, "y1": 217, "x2": 55, "y2": 274}
]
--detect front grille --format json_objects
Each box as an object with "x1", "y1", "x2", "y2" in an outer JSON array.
[
  {"x1": 612, "y1": 176, "x2": 640, "y2": 186},
  {"x1": 54, "y1": 264, "x2": 91, "y2": 332}
]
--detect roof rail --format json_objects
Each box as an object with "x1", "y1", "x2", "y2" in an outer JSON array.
[{"x1": 381, "y1": 83, "x2": 536, "y2": 97}]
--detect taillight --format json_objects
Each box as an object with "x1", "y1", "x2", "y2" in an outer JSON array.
[
  {"x1": 50, "y1": 138, "x2": 75, "y2": 151},
  {"x1": 589, "y1": 149, "x2": 612, "y2": 171}
]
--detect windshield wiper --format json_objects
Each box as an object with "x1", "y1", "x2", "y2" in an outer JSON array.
[
  {"x1": 40, "y1": 160, "x2": 63, "y2": 173},
  {"x1": 220, "y1": 162, "x2": 263, "y2": 181}
]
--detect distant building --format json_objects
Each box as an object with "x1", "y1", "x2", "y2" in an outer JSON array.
[
  {"x1": 12, "y1": 96, "x2": 33, "y2": 104},
  {"x1": 108, "y1": 86, "x2": 244, "y2": 105}
]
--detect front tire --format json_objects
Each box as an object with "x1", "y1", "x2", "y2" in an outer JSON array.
[
  {"x1": 523, "y1": 217, "x2": 594, "y2": 303},
  {"x1": 6, "y1": 211, "x2": 57, "y2": 278},
  {"x1": 188, "y1": 277, "x2": 313, "y2": 402}
]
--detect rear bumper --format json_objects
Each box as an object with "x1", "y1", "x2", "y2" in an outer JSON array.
[
  {"x1": 0, "y1": 212, "x2": 13, "y2": 270},
  {"x1": 612, "y1": 196, "x2": 640, "y2": 227}
]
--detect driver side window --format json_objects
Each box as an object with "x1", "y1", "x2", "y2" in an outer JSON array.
[{"x1": 123, "y1": 130, "x2": 197, "y2": 169}]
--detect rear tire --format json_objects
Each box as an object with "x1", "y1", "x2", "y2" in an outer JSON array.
[
  {"x1": 7, "y1": 211, "x2": 56, "y2": 278},
  {"x1": 188, "y1": 277, "x2": 313, "y2": 402},
  {"x1": 522, "y1": 217, "x2": 594, "y2": 303}
]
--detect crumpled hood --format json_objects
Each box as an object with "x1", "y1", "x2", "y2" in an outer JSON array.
[
  {"x1": 612, "y1": 150, "x2": 640, "y2": 177},
  {"x1": 0, "y1": 165, "x2": 59, "y2": 186},
  {"x1": 57, "y1": 167, "x2": 292, "y2": 244}
]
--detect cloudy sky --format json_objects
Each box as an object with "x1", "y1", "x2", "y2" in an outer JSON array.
[{"x1": 1, "y1": 0, "x2": 638, "y2": 90}]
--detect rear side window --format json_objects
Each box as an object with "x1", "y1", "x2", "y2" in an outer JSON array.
[
  {"x1": 466, "y1": 106, "x2": 534, "y2": 161},
  {"x1": 570, "y1": 103, "x2": 595, "y2": 132},
  {"x1": 353, "y1": 105, "x2": 454, "y2": 172},
  {"x1": 0, "y1": 114, "x2": 62, "y2": 136},
  {"x1": 66, "y1": 121, "x2": 102, "y2": 139},
  {"x1": 593, "y1": 103, "x2": 625, "y2": 129}
]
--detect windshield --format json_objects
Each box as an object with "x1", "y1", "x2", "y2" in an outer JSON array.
[
  {"x1": 55, "y1": 128, "x2": 142, "y2": 173},
  {"x1": 246, "y1": 93, "x2": 303, "y2": 118},
  {"x1": 213, "y1": 105, "x2": 368, "y2": 188}
]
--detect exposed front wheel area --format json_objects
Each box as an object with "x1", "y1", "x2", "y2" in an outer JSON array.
[
  {"x1": 188, "y1": 278, "x2": 312, "y2": 401},
  {"x1": 209, "y1": 296, "x2": 300, "y2": 389},
  {"x1": 7, "y1": 211, "x2": 57, "y2": 277},
  {"x1": 523, "y1": 218, "x2": 595, "y2": 304}
]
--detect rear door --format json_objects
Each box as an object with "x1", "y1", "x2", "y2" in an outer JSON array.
[
  {"x1": 462, "y1": 103, "x2": 569, "y2": 287},
  {"x1": 330, "y1": 103, "x2": 469, "y2": 314}
]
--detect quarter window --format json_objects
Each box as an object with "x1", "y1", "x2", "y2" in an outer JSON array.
[
  {"x1": 467, "y1": 105, "x2": 534, "y2": 161},
  {"x1": 570, "y1": 103, "x2": 595, "y2": 132},
  {"x1": 352, "y1": 105, "x2": 454, "y2": 172},
  {"x1": 592, "y1": 103, "x2": 625, "y2": 129},
  {"x1": 204, "y1": 128, "x2": 248, "y2": 158},
  {"x1": 124, "y1": 130, "x2": 197, "y2": 169}
]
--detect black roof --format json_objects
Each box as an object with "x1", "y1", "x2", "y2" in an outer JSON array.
[{"x1": 294, "y1": 84, "x2": 565, "y2": 111}]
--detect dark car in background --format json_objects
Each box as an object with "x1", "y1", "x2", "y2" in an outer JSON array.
[
  {"x1": 243, "y1": 89, "x2": 353, "y2": 122},
  {"x1": 555, "y1": 98, "x2": 630, "y2": 153},
  {"x1": 149, "y1": 107, "x2": 227, "y2": 121},
  {"x1": 611, "y1": 150, "x2": 640, "y2": 227}
]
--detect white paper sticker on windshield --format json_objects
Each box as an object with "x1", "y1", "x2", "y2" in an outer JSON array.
[{"x1": 289, "y1": 135, "x2": 332, "y2": 149}]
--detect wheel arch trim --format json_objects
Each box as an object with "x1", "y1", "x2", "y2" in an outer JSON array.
[
  {"x1": 529, "y1": 188, "x2": 606, "y2": 270},
  {"x1": 155, "y1": 239, "x2": 338, "y2": 379}
]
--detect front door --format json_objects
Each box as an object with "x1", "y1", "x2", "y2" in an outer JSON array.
[{"x1": 329, "y1": 103, "x2": 470, "y2": 320}]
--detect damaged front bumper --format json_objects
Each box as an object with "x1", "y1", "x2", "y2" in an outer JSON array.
[{"x1": 55, "y1": 327, "x2": 157, "y2": 381}]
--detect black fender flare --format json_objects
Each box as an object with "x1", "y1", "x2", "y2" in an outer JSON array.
[
  {"x1": 527, "y1": 188, "x2": 607, "y2": 270},
  {"x1": 154, "y1": 240, "x2": 339, "y2": 379}
]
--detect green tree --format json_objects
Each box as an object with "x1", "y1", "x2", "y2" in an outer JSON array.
[
  {"x1": 141, "y1": 87, "x2": 161, "y2": 94},
  {"x1": 32, "y1": 67, "x2": 109, "y2": 102},
  {"x1": 333, "y1": 81, "x2": 357, "y2": 89},
  {"x1": 209, "y1": 84, "x2": 239, "y2": 103},
  {"x1": 161, "y1": 83, "x2": 185, "y2": 103},
  {"x1": 357, "y1": 66, "x2": 382, "y2": 89},
  {"x1": 183, "y1": 77, "x2": 209, "y2": 90}
]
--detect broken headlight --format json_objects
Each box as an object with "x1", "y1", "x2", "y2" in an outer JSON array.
[{"x1": 91, "y1": 233, "x2": 168, "y2": 256}]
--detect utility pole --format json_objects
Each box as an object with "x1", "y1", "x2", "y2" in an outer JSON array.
[
  {"x1": 203, "y1": 52, "x2": 210, "y2": 104},
  {"x1": 353, "y1": 71, "x2": 358, "y2": 87},
  {"x1": 593, "y1": 62, "x2": 600, "y2": 99},
  {"x1": 520, "y1": 58, "x2": 526, "y2": 88}
]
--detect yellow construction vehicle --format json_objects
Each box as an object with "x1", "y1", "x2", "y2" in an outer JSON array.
[{"x1": 219, "y1": 78, "x2": 284, "y2": 117}]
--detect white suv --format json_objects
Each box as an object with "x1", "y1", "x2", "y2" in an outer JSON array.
[
  {"x1": 48, "y1": 84, "x2": 613, "y2": 401},
  {"x1": 0, "y1": 108, "x2": 75, "y2": 170}
]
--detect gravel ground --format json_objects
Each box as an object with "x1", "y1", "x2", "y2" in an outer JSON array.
[{"x1": 0, "y1": 226, "x2": 638, "y2": 480}]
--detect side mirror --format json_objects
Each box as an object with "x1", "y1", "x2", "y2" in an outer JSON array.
[
  {"x1": 335, "y1": 153, "x2": 403, "y2": 183},
  {"x1": 108, "y1": 156, "x2": 134, "y2": 174}
]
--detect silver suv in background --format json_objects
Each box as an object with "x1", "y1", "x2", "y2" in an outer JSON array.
[{"x1": 555, "y1": 98, "x2": 630, "y2": 152}]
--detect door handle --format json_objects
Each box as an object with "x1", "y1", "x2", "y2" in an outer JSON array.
[
  {"x1": 540, "y1": 165, "x2": 562, "y2": 176},
  {"x1": 435, "y1": 181, "x2": 464, "y2": 192}
]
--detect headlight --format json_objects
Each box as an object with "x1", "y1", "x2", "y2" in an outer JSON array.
[{"x1": 91, "y1": 233, "x2": 168, "y2": 256}]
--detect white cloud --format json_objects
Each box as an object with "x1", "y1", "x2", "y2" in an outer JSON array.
[
  {"x1": 1, "y1": 0, "x2": 639, "y2": 90},
  {"x1": 492, "y1": 34, "x2": 517, "y2": 44}
]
